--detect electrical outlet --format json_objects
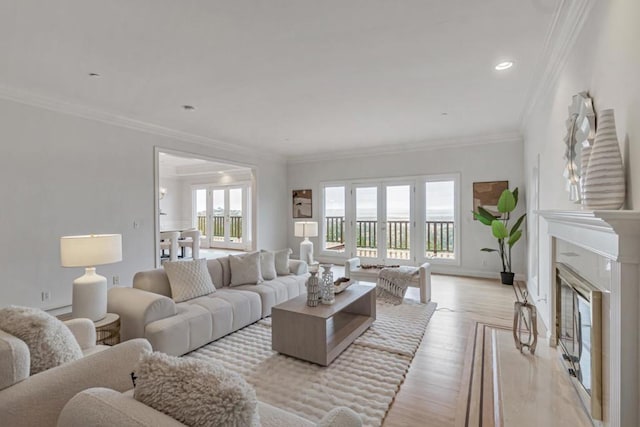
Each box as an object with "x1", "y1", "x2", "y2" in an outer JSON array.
[
  {"x1": 41, "y1": 291, "x2": 51, "y2": 302},
  {"x1": 113, "y1": 276, "x2": 120, "y2": 286}
]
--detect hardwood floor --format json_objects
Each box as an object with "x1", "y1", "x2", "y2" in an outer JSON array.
[{"x1": 383, "y1": 274, "x2": 517, "y2": 427}]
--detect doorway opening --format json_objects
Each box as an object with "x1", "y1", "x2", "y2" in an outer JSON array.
[{"x1": 155, "y1": 148, "x2": 255, "y2": 265}]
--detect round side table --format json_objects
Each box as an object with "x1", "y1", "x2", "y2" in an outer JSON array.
[{"x1": 95, "y1": 313, "x2": 120, "y2": 346}]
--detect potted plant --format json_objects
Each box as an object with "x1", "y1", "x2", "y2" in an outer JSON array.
[{"x1": 473, "y1": 188, "x2": 526, "y2": 285}]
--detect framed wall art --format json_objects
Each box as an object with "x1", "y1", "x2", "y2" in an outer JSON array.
[
  {"x1": 292, "y1": 189, "x2": 312, "y2": 218},
  {"x1": 473, "y1": 181, "x2": 508, "y2": 219}
]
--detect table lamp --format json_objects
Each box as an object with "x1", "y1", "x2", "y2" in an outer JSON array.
[
  {"x1": 294, "y1": 221, "x2": 318, "y2": 265},
  {"x1": 60, "y1": 234, "x2": 122, "y2": 321}
]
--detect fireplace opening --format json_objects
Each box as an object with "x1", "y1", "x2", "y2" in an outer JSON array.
[{"x1": 556, "y1": 263, "x2": 603, "y2": 421}]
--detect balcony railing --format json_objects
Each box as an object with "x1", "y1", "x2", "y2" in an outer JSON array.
[
  {"x1": 197, "y1": 215, "x2": 242, "y2": 239},
  {"x1": 325, "y1": 216, "x2": 454, "y2": 258}
]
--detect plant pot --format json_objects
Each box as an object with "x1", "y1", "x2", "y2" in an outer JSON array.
[{"x1": 500, "y1": 272, "x2": 515, "y2": 286}]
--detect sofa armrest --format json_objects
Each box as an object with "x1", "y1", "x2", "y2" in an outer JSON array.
[
  {"x1": 344, "y1": 257, "x2": 361, "y2": 279},
  {"x1": 64, "y1": 318, "x2": 96, "y2": 351},
  {"x1": 289, "y1": 259, "x2": 308, "y2": 275},
  {"x1": 0, "y1": 339, "x2": 151, "y2": 427},
  {"x1": 58, "y1": 387, "x2": 184, "y2": 427},
  {"x1": 108, "y1": 287, "x2": 177, "y2": 341}
]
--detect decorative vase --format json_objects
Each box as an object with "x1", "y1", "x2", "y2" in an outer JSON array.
[
  {"x1": 320, "y1": 264, "x2": 335, "y2": 305},
  {"x1": 582, "y1": 109, "x2": 626, "y2": 209},
  {"x1": 500, "y1": 272, "x2": 515, "y2": 286},
  {"x1": 306, "y1": 271, "x2": 320, "y2": 307}
]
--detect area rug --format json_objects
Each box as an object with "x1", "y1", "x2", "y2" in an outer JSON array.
[{"x1": 187, "y1": 299, "x2": 437, "y2": 427}]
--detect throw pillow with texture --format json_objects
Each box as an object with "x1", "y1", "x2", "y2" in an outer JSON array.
[
  {"x1": 133, "y1": 352, "x2": 259, "y2": 427},
  {"x1": 164, "y1": 258, "x2": 216, "y2": 303},
  {"x1": 259, "y1": 250, "x2": 277, "y2": 281},
  {"x1": 0, "y1": 306, "x2": 83, "y2": 375},
  {"x1": 273, "y1": 248, "x2": 293, "y2": 276},
  {"x1": 229, "y1": 252, "x2": 263, "y2": 287}
]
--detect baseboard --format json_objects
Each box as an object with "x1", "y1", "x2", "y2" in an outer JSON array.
[{"x1": 46, "y1": 305, "x2": 72, "y2": 316}]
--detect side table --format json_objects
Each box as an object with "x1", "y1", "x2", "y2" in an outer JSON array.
[{"x1": 94, "y1": 313, "x2": 120, "y2": 346}]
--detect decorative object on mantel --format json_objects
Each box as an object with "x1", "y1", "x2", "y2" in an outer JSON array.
[
  {"x1": 473, "y1": 188, "x2": 526, "y2": 285},
  {"x1": 513, "y1": 290, "x2": 537, "y2": 354},
  {"x1": 320, "y1": 264, "x2": 335, "y2": 305},
  {"x1": 563, "y1": 92, "x2": 596, "y2": 203},
  {"x1": 582, "y1": 109, "x2": 626, "y2": 209},
  {"x1": 306, "y1": 270, "x2": 320, "y2": 307}
]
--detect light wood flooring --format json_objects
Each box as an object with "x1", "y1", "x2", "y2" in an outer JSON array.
[{"x1": 382, "y1": 274, "x2": 517, "y2": 427}]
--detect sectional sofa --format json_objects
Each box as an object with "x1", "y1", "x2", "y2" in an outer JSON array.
[{"x1": 108, "y1": 255, "x2": 309, "y2": 356}]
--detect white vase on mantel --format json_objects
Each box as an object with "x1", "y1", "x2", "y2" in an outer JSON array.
[{"x1": 581, "y1": 109, "x2": 626, "y2": 210}]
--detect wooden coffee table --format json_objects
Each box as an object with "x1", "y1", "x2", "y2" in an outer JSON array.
[{"x1": 271, "y1": 282, "x2": 376, "y2": 366}]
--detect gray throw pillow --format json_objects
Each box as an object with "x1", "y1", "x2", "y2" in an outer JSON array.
[
  {"x1": 164, "y1": 258, "x2": 216, "y2": 303},
  {"x1": 229, "y1": 252, "x2": 263, "y2": 287},
  {"x1": 259, "y1": 250, "x2": 277, "y2": 281},
  {"x1": 273, "y1": 248, "x2": 292, "y2": 276},
  {"x1": 0, "y1": 306, "x2": 83, "y2": 375},
  {"x1": 133, "y1": 352, "x2": 259, "y2": 427}
]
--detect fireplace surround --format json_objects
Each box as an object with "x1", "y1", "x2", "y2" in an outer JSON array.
[{"x1": 537, "y1": 210, "x2": 640, "y2": 427}]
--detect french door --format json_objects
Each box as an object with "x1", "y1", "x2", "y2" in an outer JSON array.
[
  {"x1": 193, "y1": 184, "x2": 249, "y2": 250},
  {"x1": 349, "y1": 182, "x2": 414, "y2": 264}
]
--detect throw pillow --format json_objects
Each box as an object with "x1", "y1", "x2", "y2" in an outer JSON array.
[
  {"x1": 0, "y1": 306, "x2": 83, "y2": 375},
  {"x1": 133, "y1": 352, "x2": 259, "y2": 427},
  {"x1": 229, "y1": 252, "x2": 263, "y2": 287},
  {"x1": 273, "y1": 248, "x2": 293, "y2": 276},
  {"x1": 259, "y1": 250, "x2": 277, "y2": 281},
  {"x1": 164, "y1": 258, "x2": 216, "y2": 303}
]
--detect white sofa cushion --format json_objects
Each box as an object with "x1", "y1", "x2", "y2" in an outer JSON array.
[
  {"x1": 229, "y1": 252, "x2": 263, "y2": 287},
  {"x1": 259, "y1": 250, "x2": 277, "y2": 280},
  {"x1": 0, "y1": 306, "x2": 83, "y2": 375},
  {"x1": 164, "y1": 258, "x2": 216, "y2": 303},
  {"x1": 274, "y1": 248, "x2": 293, "y2": 276},
  {"x1": 133, "y1": 352, "x2": 259, "y2": 427}
]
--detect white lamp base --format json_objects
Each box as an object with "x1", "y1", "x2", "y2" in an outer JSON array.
[
  {"x1": 72, "y1": 267, "x2": 107, "y2": 321},
  {"x1": 300, "y1": 238, "x2": 315, "y2": 265}
]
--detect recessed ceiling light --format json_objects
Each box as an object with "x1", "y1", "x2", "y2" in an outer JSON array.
[
  {"x1": 88, "y1": 72, "x2": 101, "y2": 77},
  {"x1": 495, "y1": 61, "x2": 514, "y2": 71},
  {"x1": 218, "y1": 171, "x2": 224, "y2": 175},
  {"x1": 441, "y1": 112, "x2": 448, "y2": 116},
  {"x1": 182, "y1": 105, "x2": 196, "y2": 111}
]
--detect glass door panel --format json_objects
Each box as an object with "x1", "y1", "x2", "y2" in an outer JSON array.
[
  {"x1": 354, "y1": 186, "x2": 379, "y2": 261},
  {"x1": 323, "y1": 186, "x2": 346, "y2": 253},
  {"x1": 212, "y1": 189, "x2": 225, "y2": 245},
  {"x1": 229, "y1": 187, "x2": 243, "y2": 244},
  {"x1": 425, "y1": 180, "x2": 455, "y2": 260},
  {"x1": 194, "y1": 188, "x2": 209, "y2": 248},
  {"x1": 385, "y1": 185, "x2": 412, "y2": 261}
]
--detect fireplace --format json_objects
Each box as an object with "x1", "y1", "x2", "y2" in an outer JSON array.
[{"x1": 556, "y1": 262, "x2": 603, "y2": 420}]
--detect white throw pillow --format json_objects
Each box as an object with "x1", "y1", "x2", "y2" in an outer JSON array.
[
  {"x1": 0, "y1": 306, "x2": 83, "y2": 375},
  {"x1": 133, "y1": 352, "x2": 259, "y2": 427},
  {"x1": 259, "y1": 250, "x2": 277, "y2": 281},
  {"x1": 164, "y1": 258, "x2": 216, "y2": 303},
  {"x1": 229, "y1": 252, "x2": 263, "y2": 287},
  {"x1": 273, "y1": 248, "x2": 292, "y2": 276}
]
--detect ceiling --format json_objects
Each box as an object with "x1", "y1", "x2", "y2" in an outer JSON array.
[
  {"x1": 0, "y1": 0, "x2": 560, "y2": 157},
  {"x1": 159, "y1": 152, "x2": 250, "y2": 178}
]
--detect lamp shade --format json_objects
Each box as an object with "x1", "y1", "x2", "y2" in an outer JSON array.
[
  {"x1": 294, "y1": 221, "x2": 318, "y2": 238},
  {"x1": 61, "y1": 234, "x2": 122, "y2": 267}
]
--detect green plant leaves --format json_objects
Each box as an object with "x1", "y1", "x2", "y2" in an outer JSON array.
[
  {"x1": 491, "y1": 220, "x2": 508, "y2": 239},
  {"x1": 510, "y1": 213, "x2": 526, "y2": 236},
  {"x1": 473, "y1": 206, "x2": 498, "y2": 225},
  {"x1": 497, "y1": 189, "x2": 516, "y2": 213},
  {"x1": 481, "y1": 248, "x2": 498, "y2": 252},
  {"x1": 508, "y1": 230, "x2": 522, "y2": 246}
]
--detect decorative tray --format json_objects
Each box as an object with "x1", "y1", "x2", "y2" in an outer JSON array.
[{"x1": 333, "y1": 277, "x2": 354, "y2": 294}]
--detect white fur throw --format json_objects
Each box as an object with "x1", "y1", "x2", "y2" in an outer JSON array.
[
  {"x1": 133, "y1": 352, "x2": 259, "y2": 427},
  {"x1": 164, "y1": 258, "x2": 216, "y2": 302},
  {"x1": 0, "y1": 306, "x2": 83, "y2": 375},
  {"x1": 229, "y1": 252, "x2": 263, "y2": 287}
]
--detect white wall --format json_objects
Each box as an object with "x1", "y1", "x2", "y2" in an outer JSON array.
[
  {"x1": 286, "y1": 139, "x2": 525, "y2": 278},
  {"x1": 159, "y1": 176, "x2": 190, "y2": 231},
  {"x1": 523, "y1": 0, "x2": 640, "y2": 329},
  {"x1": 0, "y1": 97, "x2": 288, "y2": 311}
]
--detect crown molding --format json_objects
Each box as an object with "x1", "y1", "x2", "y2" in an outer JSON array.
[
  {"x1": 286, "y1": 131, "x2": 523, "y2": 164},
  {"x1": 519, "y1": 0, "x2": 598, "y2": 128},
  {"x1": 0, "y1": 85, "x2": 284, "y2": 162}
]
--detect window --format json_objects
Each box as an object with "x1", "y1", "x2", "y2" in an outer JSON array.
[
  {"x1": 425, "y1": 176, "x2": 459, "y2": 262},
  {"x1": 323, "y1": 185, "x2": 346, "y2": 252}
]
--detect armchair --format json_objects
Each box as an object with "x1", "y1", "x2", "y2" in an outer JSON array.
[{"x1": 0, "y1": 318, "x2": 151, "y2": 427}]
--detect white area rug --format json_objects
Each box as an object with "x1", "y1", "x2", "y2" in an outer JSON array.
[{"x1": 187, "y1": 299, "x2": 437, "y2": 427}]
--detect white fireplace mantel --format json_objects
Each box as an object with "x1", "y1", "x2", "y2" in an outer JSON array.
[{"x1": 537, "y1": 209, "x2": 640, "y2": 427}]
